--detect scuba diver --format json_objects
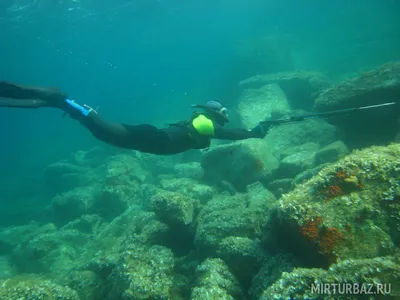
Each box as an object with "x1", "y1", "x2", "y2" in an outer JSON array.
[{"x1": 0, "y1": 81, "x2": 268, "y2": 155}]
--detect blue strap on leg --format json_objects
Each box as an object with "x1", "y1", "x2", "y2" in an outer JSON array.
[{"x1": 65, "y1": 99, "x2": 90, "y2": 116}]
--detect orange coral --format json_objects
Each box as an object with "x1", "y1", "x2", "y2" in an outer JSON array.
[
  {"x1": 300, "y1": 217, "x2": 322, "y2": 240},
  {"x1": 325, "y1": 185, "x2": 344, "y2": 202},
  {"x1": 335, "y1": 169, "x2": 347, "y2": 179},
  {"x1": 319, "y1": 227, "x2": 344, "y2": 255}
]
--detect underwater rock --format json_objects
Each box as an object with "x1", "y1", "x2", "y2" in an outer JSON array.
[
  {"x1": 160, "y1": 177, "x2": 214, "y2": 203},
  {"x1": 280, "y1": 142, "x2": 320, "y2": 159},
  {"x1": 314, "y1": 62, "x2": 400, "y2": 148},
  {"x1": 173, "y1": 162, "x2": 204, "y2": 180},
  {"x1": 76, "y1": 206, "x2": 171, "y2": 280},
  {"x1": 151, "y1": 189, "x2": 196, "y2": 227},
  {"x1": 104, "y1": 153, "x2": 149, "y2": 185},
  {"x1": 190, "y1": 258, "x2": 244, "y2": 300},
  {"x1": 44, "y1": 161, "x2": 94, "y2": 194},
  {"x1": 0, "y1": 276, "x2": 80, "y2": 300},
  {"x1": 106, "y1": 245, "x2": 174, "y2": 300},
  {"x1": 276, "y1": 150, "x2": 316, "y2": 178},
  {"x1": 267, "y1": 178, "x2": 294, "y2": 198},
  {"x1": 201, "y1": 139, "x2": 279, "y2": 191},
  {"x1": 249, "y1": 254, "x2": 295, "y2": 300},
  {"x1": 140, "y1": 151, "x2": 180, "y2": 175},
  {"x1": 265, "y1": 117, "x2": 338, "y2": 158},
  {"x1": 65, "y1": 270, "x2": 103, "y2": 300},
  {"x1": 61, "y1": 214, "x2": 105, "y2": 235},
  {"x1": 0, "y1": 222, "x2": 56, "y2": 255},
  {"x1": 0, "y1": 256, "x2": 15, "y2": 279},
  {"x1": 315, "y1": 62, "x2": 400, "y2": 111},
  {"x1": 195, "y1": 194, "x2": 269, "y2": 254},
  {"x1": 71, "y1": 146, "x2": 109, "y2": 168},
  {"x1": 11, "y1": 228, "x2": 90, "y2": 274},
  {"x1": 245, "y1": 182, "x2": 277, "y2": 210},
  {"x1": 240, "y1": 71, "x2": 331, "y2": 110},
  {"x1": 315, "y1": 140, "x2": 350, "y2": 165},
  {"x1": 217, "y1": 236, "x2": 267, "y2": 291},
  {"x1": 263, "y1": 144, "x2": 400, "y2": 268},
  {"x1": 51, "y1": 180, "x2": 136, "y2": 226},
  {"x1": 292, "y1": 163, "x2": 329, "y2": 186},
  {"x1": 237, "y1": 83, "x2": 290, "y2": 128},
  {"x1": 261, "y1": 255, "x2": 400, "y2": 299}
]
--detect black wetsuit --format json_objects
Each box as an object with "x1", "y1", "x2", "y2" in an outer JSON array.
[{"x1": 0, "y1": 82, "x2": 259, "y2": 155}]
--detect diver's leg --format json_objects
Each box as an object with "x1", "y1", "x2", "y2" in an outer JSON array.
[
  {"x1": 70, "y1": 106, "x2": 170, "y2": 152},
  {"x1": 0, "y1": 81, "x2": 170, "y2": 153},
  {"x1": 0, "y1": 81, "x2": 68, "y2": 106}
]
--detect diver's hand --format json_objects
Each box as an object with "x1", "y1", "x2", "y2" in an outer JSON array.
[{"x1": 250, "y1": 123, "x2": 269, "y2": 138}]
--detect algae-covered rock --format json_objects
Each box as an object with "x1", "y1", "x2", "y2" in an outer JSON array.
[
  {"x1": 0, "y1": 222, "x2": 56, "y2": 255},
  {"x1": 267, "y1": 178, "x2": 293, "y2": 198},
  {"x1": 249, "y1": 254, "x2": 295, "y2": 300},
  {"x1": 71, "y1": 146, "x2": 109, "y2": 167},
  {"x1": 65, "y1": 270, "x2": 103, "y2": 300},
  {"x1": 315, "y1": 62, "x2": 400, "y2": 111},
  {"x1": 265, "y1": 117, "x2": 338, "y2": 158},
  {"x1": 201, "y1": 139, "x2": 279, "y2": 191},
  {"x1": 245, "y1": 182, "x2": 277, "y2": 210},
  {"x1": 51, "y1": 186, "x2": 99, "y2": 226},
  {"x1": 217, "y1": 237, "x2": 267, "y2": 291},
  {"x1": 61, "y1": 214, "x2": 105, "y2": 235},
  {"x1": 314, "y1": 62, "x2": 400, "y2": 148},
  {"x1": 151, "y1": 189, "x2": 196, "y2": 226},
  {"x1": 106, "y1": 245, "x2": 174, "y2": 300},
  {"x1": 45, "y1": 161, "x2": 94, "y2": 194},
  {"x1": 0, "y1": 276, "x2": 80, "y2": 300},
  {"x1": 280, "y1": 142, "x2": 320, "y2": 159},
  {"x1": 0, "y1": 256, "x2": 15, "y2": 279},
  {"x1": 11, "y1": 228, "x2": 89, "y2": 274},
  {"x1": 173, "y1": 162, "x2": 204, "y2": 180},
  {"x1": 240, "y1": 70, "x2": 332, "y2": 110},
  {"x1": 292, "y1": 163, "x2": 329, "y2": 186},
  {"x1": 237, "y1": 83, "x2": 290, "y2": 128},
  {"x1": 51, "y1": 182, "x2": 133, "y2": 226},
  {"x1": 261, "y1": 255, "x2": 400, "y2": 299},
  {"x1": 77, "y1": 206, "x2": 170, "y2": 278},
  {"x1": 160, "y1": 178, "x2": 214, "y2": 203},
  {"x1": 190, "y1": 258, "x2": 244, "y2": 299},
  {"x1": 195, "y1": 194, "x2": 269, "y2": 254},
  {"x1": 315, "y1": 140, "x2": 350, "y2": 165},
  {"x1": 104, "y1": 153, "x2": 149, "y2": 185},
  {"x1": 277, "y1": 150, "x2": 316, "y2": 178},
  {"x1": 264, "y1": 144, "x2": 400, "y2": 267}
]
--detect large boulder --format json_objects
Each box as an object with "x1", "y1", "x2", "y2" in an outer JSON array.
[
  {"x1": 314, "y1": 62, "x2": 400, "y2": 148},
  {"x1": 201, "y1": 139, "x2": 280, "y2": 191},
  {"x1": 237, "y1": 83, "x2": 290, "y2": 128},
  {"x1": 265, "y1": 117, "x2": 338, "y2": 159},
  {"x1": 106, "y1": 245, "x2": 175, "y2": 300},
  {"x1": 261, "y1": 256, "x2": 400, "y2": 299},
  {"x1": 0, "y1": 276, "x2": 80, "y2": 300},
  {"x1": 239, "y1": 71, "x2": 332, "y2": 110},
  {"x1": 159, "y1": 178, "x2": 214, "y2": 203},
  {"x1": 263, "y1": 144, "x2": 400, "y2": 269},
  {"x1": 190, "y1": 258, "x2": 244, "y2": 300},
  {"x1": 151, "y1": 189, "x2": 196, "y2": 227},
  {"x1": 195, "y1": 191, "x2": 274, "y2": 254},
  {"x1": 44, "y1": 161, "x2": 95, "y2": 194}
]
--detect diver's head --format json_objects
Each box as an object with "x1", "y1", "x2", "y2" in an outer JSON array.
[{"x1": 191, "y1": 101, "x2": 229, "y2": 126}]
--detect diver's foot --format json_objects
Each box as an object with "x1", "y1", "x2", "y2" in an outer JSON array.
[{"x1": 0, "y1": 81, "x2": 68, "y2": 108}]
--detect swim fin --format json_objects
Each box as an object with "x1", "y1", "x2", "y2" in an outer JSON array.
[{"x1": 0, "y1": 81, "x2": 68, "y2": 108}]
